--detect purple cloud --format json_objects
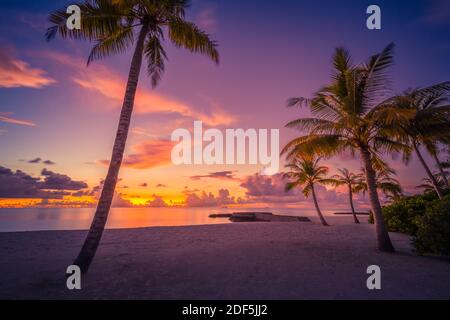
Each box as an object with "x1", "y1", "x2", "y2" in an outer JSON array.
[
  {"x1": 39, "y1": 168, "x2": 88, "y2": 190},
  {"x1": 184, "y1": 189, "x2": 236, "y2": 207},
  {"x1": 190, "y1": 171, "x2": 236, "y2": 180},
  {"x1": 28, "y1": 157, "x2": 41, "y2": 164},
  {"x1": 0, "y1": 166, "x2": 84, "y2": 199}
]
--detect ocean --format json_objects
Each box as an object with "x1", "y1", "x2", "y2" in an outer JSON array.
[{"x1": 0, "y1": 207, "x2": 327, "y2": 232}]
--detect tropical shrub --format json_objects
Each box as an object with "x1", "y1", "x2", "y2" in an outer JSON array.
[
  {"x1": 368, "y1": 191, "x2": 440, "y2": 235},
  {"x1": 413, "y1": 195, "x2": 450, "y2": 256}
]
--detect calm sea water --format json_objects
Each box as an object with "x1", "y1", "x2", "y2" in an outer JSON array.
[{"x1": 0, "y1": 207, "x2": 327, "y2": 232}]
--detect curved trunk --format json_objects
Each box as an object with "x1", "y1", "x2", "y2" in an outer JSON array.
[
  {"x1": 432, "y1": 153, "x2": 449, "y2": 189},
  {"x1": 311, "y1": 183, "x2": 329, "y2": 226},
  {"x1": 360, "y1": 147, "x2": 395, "y2": 252},
  {"x1": 348, "y1": 184, "x2": 359, "y2": 224},
  {"x1": 74, "y1": 24, "x2": 150, "y2": 273},
  {"x1": 413, "y1": 142, "x2": 444, "y2": 199}
]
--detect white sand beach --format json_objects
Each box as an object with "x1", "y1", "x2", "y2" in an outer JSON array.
[{"x1": 0, "y1": 216, "x2": 449, "y2": 300}]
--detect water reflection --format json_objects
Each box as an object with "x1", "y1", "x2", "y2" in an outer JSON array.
[{"x1": 0, "y1": 207, "x2": 321, "y2": 232}]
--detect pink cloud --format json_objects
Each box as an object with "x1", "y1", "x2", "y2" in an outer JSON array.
[
  {"x1": 44, "y1": 52, "x2": 235, "y2": 126},
  {"x1": 146, "y1": 195, "x2": 169, "y2": 207},
  {"x1": 112, "y1": 193, "x2": 135, "y2": 208},
  {"x1": 0, "y1": 112, "x2": 36, "y2": 127},
  {"x1": 184, "y1": 188, "x2": 236, "y2": 207},
  {"x1": 99, "y1": 139, "x2": 174, "y2": 170},
  {"x1": 240, "y1": 172, "x2": 366, "y2": 207},
  {"x1": 0, "y1": 48, "x2": 55, "y2": 89}
]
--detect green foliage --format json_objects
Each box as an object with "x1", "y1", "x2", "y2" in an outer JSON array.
[
  {"x1": 413, "y1": 195, "x2": 450, "y2": 256},
  {"x1": 281, "y1": 43, "x2": 411, "y2": 170},
  {"x1": 370, "y1": 194, "x2": 431, "y2": 234},
  {"x1": 283, "y1": 156, "x2": 331, "y2": 197},
  {"x1": 369, "y1": 192, "x2": 440, "y2": 233},
  {"x1": 369, "y1": 192, "x2": 450, "y2": 255}
]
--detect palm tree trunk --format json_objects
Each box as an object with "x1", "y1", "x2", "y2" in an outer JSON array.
[
  {"x1": 74, "y1": 23, "x2": 150, "y2": 273},
  {"x1": 311, "y1": 183, "x2": 329, "y2": 226},
  {"x1": 432, "y1": 152, "x2": 449, "y2": 189},
  {"x1": 360, "y1": 147, "x2": 395, "y2": 252},
  {"x1": 413, "y1": 142, "x2": 444, "y2": 199},
  {"x1": 348, "y1": 185, "x2": 359, "y2": 224}
]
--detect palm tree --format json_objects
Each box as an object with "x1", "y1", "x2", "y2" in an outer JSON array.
[
  {"x1": 375, "y1": 83, "x2": 450, "y2": 198},
  {"x1": 282, "y1": 44, "x2": 409, "y2": 252},
  {"x1": 284, "y1": 156, "x2": 333, "y2": 226},
  {"x1": 330, "y1": 169, "x2": 364, "y2": 224},
  {"x1": 47, "y1": 0, "x2": 219, "y2": 273},
  {"x1": 416, "y1": 174, "x2": 448, "y2": 195},
  {"x1": 427, "y1": 143, "x2": 450, "y2": 189},
  {"x1": 359, "y1": 169, "x2": 403, "y2": 204}
]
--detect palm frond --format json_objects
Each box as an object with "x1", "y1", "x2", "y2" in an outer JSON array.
[
  {"x1": 88, "y1": 26, "x2": 135, "y2": 64},
  {"x1": 168, "y1": 17, "x2": 219, "y2": 63},
  {"x1": 284, "y1": 134, "x2": 349, "y2": 160},
  {"x1": 362, "y1": 42, "x2": 395, "y2": 109},
  {"x1": 46, "y1": 1, "x2": 131, "y2": 42},
  {"x1": 286, "y1": 97, "x2": 309, "y2": 108},
  {"x1": 144, "y1": 35, "x2": 168, "y2": 87}
]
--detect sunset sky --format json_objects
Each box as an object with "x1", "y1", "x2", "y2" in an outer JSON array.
[{"x1": 1, "y1": 0, "x2": 449, "y2": 209}]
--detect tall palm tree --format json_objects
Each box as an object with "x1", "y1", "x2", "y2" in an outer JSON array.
[
  {"x1": 284, "y1": 156, "x2": 333, "y2": 226},
  {"x1": 47, "y1": 0, "x2": 219, "y2": 273},
  {"x1": 375, "y1": 83, "x2": 450, "y2": 198},
  {"x1": 330, "y1": 169, "x2": 364, "y2": 224},
  {"x1": 282, "y1": 44, "x2": 409, "y2": 252}
]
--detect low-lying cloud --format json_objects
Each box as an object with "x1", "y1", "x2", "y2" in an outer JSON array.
[
  {"x1": 184, "y1": 188, "x2": 236, "y2": 207},
  {"x1": 0, "y1": 166, "x2": 87, "y2": 199},
  {"x1": 190, "y1": 171, "x2": 236, "y2": 180}
]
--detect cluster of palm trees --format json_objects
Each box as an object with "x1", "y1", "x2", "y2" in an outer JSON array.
[
  {"x1": 46, "y1": 0, "x2": 449, "y2": 273},
  {"x1": 284, "y1": 157, "x2": 402, "y2": 226},
  {"x1": 282, "y1": 43, "x2": 450, "y2": 252}
]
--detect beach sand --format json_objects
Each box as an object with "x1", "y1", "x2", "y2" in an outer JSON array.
[{"x1": 0, "y1": 216, "x2": 449, "y2": 300}]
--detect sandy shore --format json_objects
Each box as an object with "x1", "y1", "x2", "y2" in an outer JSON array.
[{"x1": 0, "y1": 216, "x2": 449, "y2": 300}]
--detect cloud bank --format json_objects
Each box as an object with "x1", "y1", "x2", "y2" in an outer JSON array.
[{"x1": 0, "y1": 166, "x2": 87, "y2": 199}]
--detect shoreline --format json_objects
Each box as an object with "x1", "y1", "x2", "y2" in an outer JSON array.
[
  {"x1": 0, "y1": 207, "x2": 344, "y2": 233},
  {"x1": 1, "y1": 217, "x2": 449, "y2": 299}
]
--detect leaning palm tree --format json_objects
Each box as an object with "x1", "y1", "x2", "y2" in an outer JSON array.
[
  {"x1": 375, "y1": 83, "x2": 450, "y2": 198},
  {"x1": 425, "y1": 142, "x2": 449, "y2": 189},
  {"x1": 416, "y1": 174, "x2": 448, "y2": 195},
  {"x1": 284, "y1": 156, "x2": 333, "y2": 226},
  {"x1": 47, "y1": 0, "x2": 219, "y2": 273},
  {"x1": 282, "y1": 44, "x2": 410, "y2": 252},
  {"x1": 330, "y1": 169, "x2": 364, "y2": 224}
]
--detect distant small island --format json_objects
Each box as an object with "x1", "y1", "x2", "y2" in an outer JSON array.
[{"x1": 209, "y1": 212, "x2": 311, "y2": 222}]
